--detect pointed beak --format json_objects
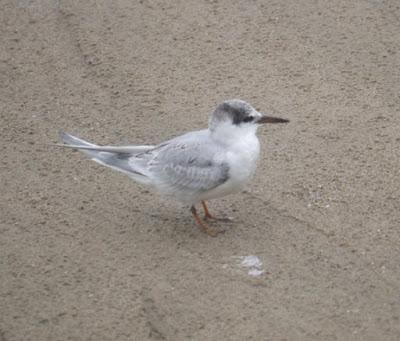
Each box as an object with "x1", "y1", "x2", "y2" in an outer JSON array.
[{"x1": 257, "y1": 114, "x2": 289, "y2": 124}]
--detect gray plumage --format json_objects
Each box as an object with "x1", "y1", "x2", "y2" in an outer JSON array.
[
  {"x1": 59, "y1": 130, "x2": 230, "y2": 202},
  {"x1": 58, "y1": 99, "x2": 289, "y2": 207}
]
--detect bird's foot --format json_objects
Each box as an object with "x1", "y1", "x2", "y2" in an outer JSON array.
[
  {"x1": 201, "y1": 200, "x2": 234, "y2": 223},
  {"x1": 191, "y1": 205, "x2": 225, "y2": 237},
  {"x1": 204, "y1": 214, "x2": 234, "y2": 223}
]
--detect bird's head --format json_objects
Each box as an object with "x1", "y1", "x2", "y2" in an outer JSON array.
[{"x1": 209, "y1": 99, "x2": 289, "y2": 139}]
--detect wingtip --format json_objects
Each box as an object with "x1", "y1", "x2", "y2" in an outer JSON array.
[
  {"x1": 58, "y1": 131, "x2": 81, "y2": 145},
  {"x1": 58, "y1": 130, "x2": 68, "y2": 141}
]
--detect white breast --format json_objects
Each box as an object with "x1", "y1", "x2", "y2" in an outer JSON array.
[
  {"x1": 199, "y1": 125, "x2": 261, "y2": 201},
  {"x1": 226, "y1": 133, "x2": 260, "y2": 188}
]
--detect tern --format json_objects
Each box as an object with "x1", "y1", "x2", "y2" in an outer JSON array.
[{"x1": 58, "y1": 99, "x2": 289, "y2": 236}]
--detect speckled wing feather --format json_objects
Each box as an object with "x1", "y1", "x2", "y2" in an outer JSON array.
[{"x1": 144, "y1": 131, "x2": 230, "y2": 199}]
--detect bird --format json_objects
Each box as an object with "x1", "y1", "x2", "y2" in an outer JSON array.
[{"x1": 58, "y1": 99, "x2": 289, "y2": 236}]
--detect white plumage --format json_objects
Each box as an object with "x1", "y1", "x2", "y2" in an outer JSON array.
[{"x1": 59, "y1": 99, "x2": 288, "y2": 236}]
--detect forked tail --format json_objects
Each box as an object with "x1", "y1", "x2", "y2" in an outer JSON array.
[{"x1": 59, "y1": 132, "x2": 153, "y2": 184}]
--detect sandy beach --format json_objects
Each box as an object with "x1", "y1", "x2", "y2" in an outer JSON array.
[{"x1": 1, "y1": 0, "x2": 399, "y2": 340}]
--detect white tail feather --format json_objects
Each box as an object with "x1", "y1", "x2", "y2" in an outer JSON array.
[{"x1": 58, "y1": 131, "x2": 153, "y2": 185}]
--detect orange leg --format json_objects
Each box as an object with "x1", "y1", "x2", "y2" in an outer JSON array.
[
  {"x1": 201, "y1": 201, "x2": 232, "y2": 222},
  {"x1": 201, "y1": 200, "x2": 216, "y2": 220},
  {"x1": 190, "y1": 206, "x2": 219, "y2": 237}
]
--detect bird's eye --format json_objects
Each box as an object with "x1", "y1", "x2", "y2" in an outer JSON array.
[{"x1": 243, "y1": 116, "x2": 254, "y2": 123}]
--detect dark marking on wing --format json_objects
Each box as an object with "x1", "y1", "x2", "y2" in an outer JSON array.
[
  {"x1": 98, "y1": 152, "x2": 145, "y2": 176},
  {"x1": 116, "y1": 153, "x2": 132, "y2": 160},
  {"x1": 216, "y1": 162, "x2": 230, "y2": 186}
]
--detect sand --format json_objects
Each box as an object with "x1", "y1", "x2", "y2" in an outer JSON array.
[{"x1": 1, "y1": 0, "x2": 399, "y2": 340}]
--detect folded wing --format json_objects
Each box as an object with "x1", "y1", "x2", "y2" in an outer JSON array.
[{"x1": 147, "y1": 138, "x2": 230, "y2": 200}]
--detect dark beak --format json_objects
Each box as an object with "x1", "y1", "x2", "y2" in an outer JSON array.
[{"x1": 257, "y1": 115, "x2": 290, "y2": 124}]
